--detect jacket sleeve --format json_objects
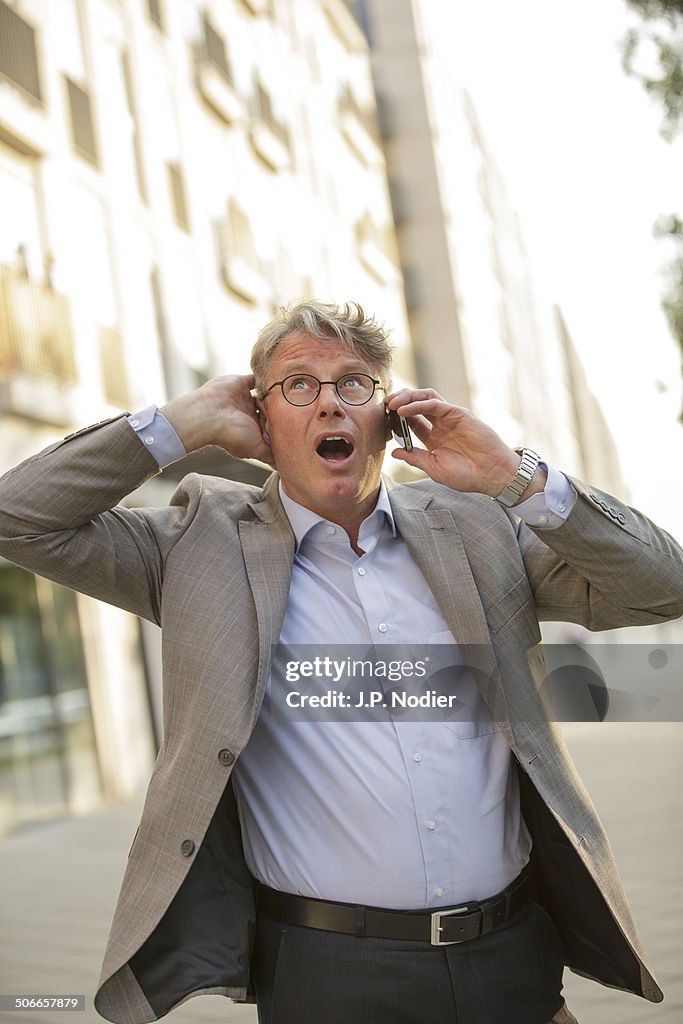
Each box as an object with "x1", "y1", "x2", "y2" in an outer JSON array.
[
  {"x1": 514, "y1": 475, "x2": 683, "y2": 630},
  {"x1": 0, "y1": 415, "x2": 200, "y2": 625}
]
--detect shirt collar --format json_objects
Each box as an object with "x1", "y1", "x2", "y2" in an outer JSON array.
[{"x1": 278, "y1": 478, "x2": 397, "y2": 551}]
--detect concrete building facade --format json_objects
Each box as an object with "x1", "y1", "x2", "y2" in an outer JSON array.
[
  {"x1": 0, "y1": 0, "x2": 411, "y2": 834},
  {"x1": 0, "y1": 0, "x2": 650, "y2": 835},
  {"x1": 361, "y1": 0, "x2": 596, "y2": 474}
]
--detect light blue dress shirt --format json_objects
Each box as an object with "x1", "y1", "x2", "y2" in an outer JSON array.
[
  {"x1": 128, "y1": 407, "x2": 576, "y2": 908},
  {"x1": 126, "y1": 405, "x2": 186, "y2": 467}
]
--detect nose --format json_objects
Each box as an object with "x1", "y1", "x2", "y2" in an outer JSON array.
[{"x1": 315, "y1": 382, "x2": 345, "y2": 415}]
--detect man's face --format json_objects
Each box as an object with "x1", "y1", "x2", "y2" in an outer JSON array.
[{"x1": 258, "y1": 333, "x2": 389, "y2": 522}]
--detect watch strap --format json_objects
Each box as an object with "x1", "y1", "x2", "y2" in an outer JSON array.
[{"x1": 494, "y1": 447, "x2": 542, "y2": 507}]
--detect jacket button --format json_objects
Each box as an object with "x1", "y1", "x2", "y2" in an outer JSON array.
[
  {"x1": 608, "y1": 507, "x2": 618, "y2": 518},
  {"x1": 617, "y1": 513, "x2": 626, "y2": 524},
  {"x1": 180, "y1": 839, "x2": 195, "y2": 857},
  {"x1": 218, "y1": 748, "x2": 235, "y2": 767}
]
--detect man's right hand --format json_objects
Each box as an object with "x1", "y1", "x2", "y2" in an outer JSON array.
[{"x1": 161, "y1": 374, "x2": 274, "y2": 466}]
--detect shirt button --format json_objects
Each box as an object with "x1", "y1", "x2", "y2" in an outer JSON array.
[
  {"x1": 435, "y1": 887, "x2": 445, "y2": 897},
  {"x1": 538, "y1": 514, "x2": 548, "y2": 525},
  {"x1": 130, "y1": 418, "x2": 139, "y2": 427},
  {"x1": 145, "y1": 436, "x2": 154, "y2": 445},
  {"x1": 427, "y1": 820, "x2": 436, "y2": 831},
  {"x1": 378, "y1": 623, "x2": 388, "y2": 633},
  {"x1": 558, "y1": 503, "x2": 566, "y2": 512},
  {"x1": 326, "y1": 525, "x2": 336, "y2": 535},
  {"x1": 357, "y1": 567, "x2": 366, "y2": 576},
  {"x1": 413, "y1": 752, "x2": 422, "y2": 762}
]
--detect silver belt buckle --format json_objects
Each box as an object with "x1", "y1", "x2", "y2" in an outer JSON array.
[{"x1": 430, "y1": 905, "x2": 470, "y2": 946}]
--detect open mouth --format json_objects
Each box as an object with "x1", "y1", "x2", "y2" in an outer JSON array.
[{"x1": 316, "y1": 436, "x2": 354, "y2": 463}]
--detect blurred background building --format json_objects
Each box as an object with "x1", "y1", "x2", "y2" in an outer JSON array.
[{"x1": 0, "y1": 0, "x2": 657, "y2": 837}]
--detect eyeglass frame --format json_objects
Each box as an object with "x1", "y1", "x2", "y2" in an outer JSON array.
[{"x1": 261, "y1": 372, "x2": 385, "y2": 407}]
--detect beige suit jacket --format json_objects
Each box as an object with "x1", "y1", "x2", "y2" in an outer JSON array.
[{"x1": 1, "y1": 415, "x2": 682, "y2": 1024}]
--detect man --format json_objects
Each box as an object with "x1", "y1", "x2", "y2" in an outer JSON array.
[{"x1": 0, "y1": 301, "x2": 681, "y2": 1024}]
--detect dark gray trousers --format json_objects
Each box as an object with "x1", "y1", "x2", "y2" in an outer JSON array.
[{"x1": 252, "y1": 900, "x2": 578, "y2": 1024}]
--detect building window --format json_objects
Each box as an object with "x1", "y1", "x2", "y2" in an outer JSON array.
[
  {"x1": 215, "y1": 199, "x2": 265, "y2": 304},
  {"x1": 202, "y1": 12, "x2": 233, "y2": 84},
  {"x1": 338, "y1": 83, "x2": 381, "y2": 164},
  {"x1": 355, "y1": 212, "x2": 397, "y2": 283},
  {"x1": 228, "y1": 199, "x2": 258, "y2": 266},
  {"x1": 352, "y1": 0, "x2": 372, "y2": 42},
  {"x1": 65, "y1": 76, "x2": 99, "y2": 166},
  {"x1": 0, "y1": 141, "x2": 44, "y2": 280},
  {"x1": 120, "y1": 51, "x2": 147, "y2": 201},
  {"x1": 147, "y1": 0, "x2": 164, "y2": 29},
  {"x1": 167, "y1": 161, "x2": 189, "y2": 231},
  {"x1": 195, "y1": 12, "x2": 243, "y2": 124},
  {"x1": 250, "y1": 78, "x2": 291, "y2": 171},
  {"x1": 322, "y1": 0, "x2": 367, "y2": 52},
  {"x1": 0, "y1": 1, "x2": 43, "y2": 104},
  {"x1": 0, "y1": 566, "x2": 101, "y2": 835}
]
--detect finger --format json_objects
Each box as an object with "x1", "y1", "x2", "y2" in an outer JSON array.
[
  {"x1": 391, "y1": 446, "x2": 432, "y2": 473},
  {"x1": 394, "y1": 398, "x2": 458, "y2": 419},
  {"x1": 386, "y1": 387, "x2": 444, "y2": 407}
]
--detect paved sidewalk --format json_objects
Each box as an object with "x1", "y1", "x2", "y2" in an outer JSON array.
[{"x1": 1, "y1": 724, "x2": 681, "y2": 1024}]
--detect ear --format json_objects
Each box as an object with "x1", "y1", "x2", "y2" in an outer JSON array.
[
  {"x1": 256, "y1": 397, "x2": 271, "y2": 445},
  {"x1": 384, "y1": 402, "x2": 393, "y2": 440}
]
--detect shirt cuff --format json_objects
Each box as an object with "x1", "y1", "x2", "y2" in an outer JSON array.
[
  {"x1": 512, "y1": 463, "x2": 577, "y2": 529},
  {"x1": 126, "y1": 405, "x2": 187, "y2": 468}
]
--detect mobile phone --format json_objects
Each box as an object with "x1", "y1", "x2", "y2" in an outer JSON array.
[{"x1": 389, "y1": 409, "x2": 414, "y2": 452}]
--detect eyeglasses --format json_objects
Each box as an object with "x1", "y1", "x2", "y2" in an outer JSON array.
[{"x1": 263, "y1": 373, "x2": 384, "y2": 407}]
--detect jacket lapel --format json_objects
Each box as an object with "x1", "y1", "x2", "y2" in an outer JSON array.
[
  {"x1": 389, "y1": 484, "x2": 510, "y2": 727},
  {"x1": 239, "y1": 476, "x2": 511, "y2": 730},
  {"x1": 240, "y1": 474, "x2": 295, "y2": 726}
]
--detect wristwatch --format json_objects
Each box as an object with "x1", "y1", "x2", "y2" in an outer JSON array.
[{"x1": 494, "y1": 447, "x2": 542, "y2": 507}]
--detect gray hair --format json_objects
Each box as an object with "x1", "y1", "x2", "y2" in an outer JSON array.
[{"x1": 251, "y1": 300, "x2": 394, "y2": 395}]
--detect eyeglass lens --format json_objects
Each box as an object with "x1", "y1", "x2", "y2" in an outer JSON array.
[{"x1": 282, "y1": 374, "x2": 377, "y2": 406}]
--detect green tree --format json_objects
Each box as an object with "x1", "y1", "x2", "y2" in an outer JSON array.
[{"x1": 622, "y1": 0, "x2": 683, "y2": 416}]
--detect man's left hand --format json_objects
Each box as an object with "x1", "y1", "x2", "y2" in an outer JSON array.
[{"x1": 386, "y1": 389, "x2": 545, "y2": 499}]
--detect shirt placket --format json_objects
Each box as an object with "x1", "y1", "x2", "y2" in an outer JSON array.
[{"x1": 351, "y1": 523, "x2": 457, "y2": 907}]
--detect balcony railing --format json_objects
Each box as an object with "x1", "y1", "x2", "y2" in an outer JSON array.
[{"x1": 0, "y1": 263, "x2": 76, "y2": 384}]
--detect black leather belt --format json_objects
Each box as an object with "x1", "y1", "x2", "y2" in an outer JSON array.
[{"x1": 257, "y1": 866, "x2": 533, "y2": 946}]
